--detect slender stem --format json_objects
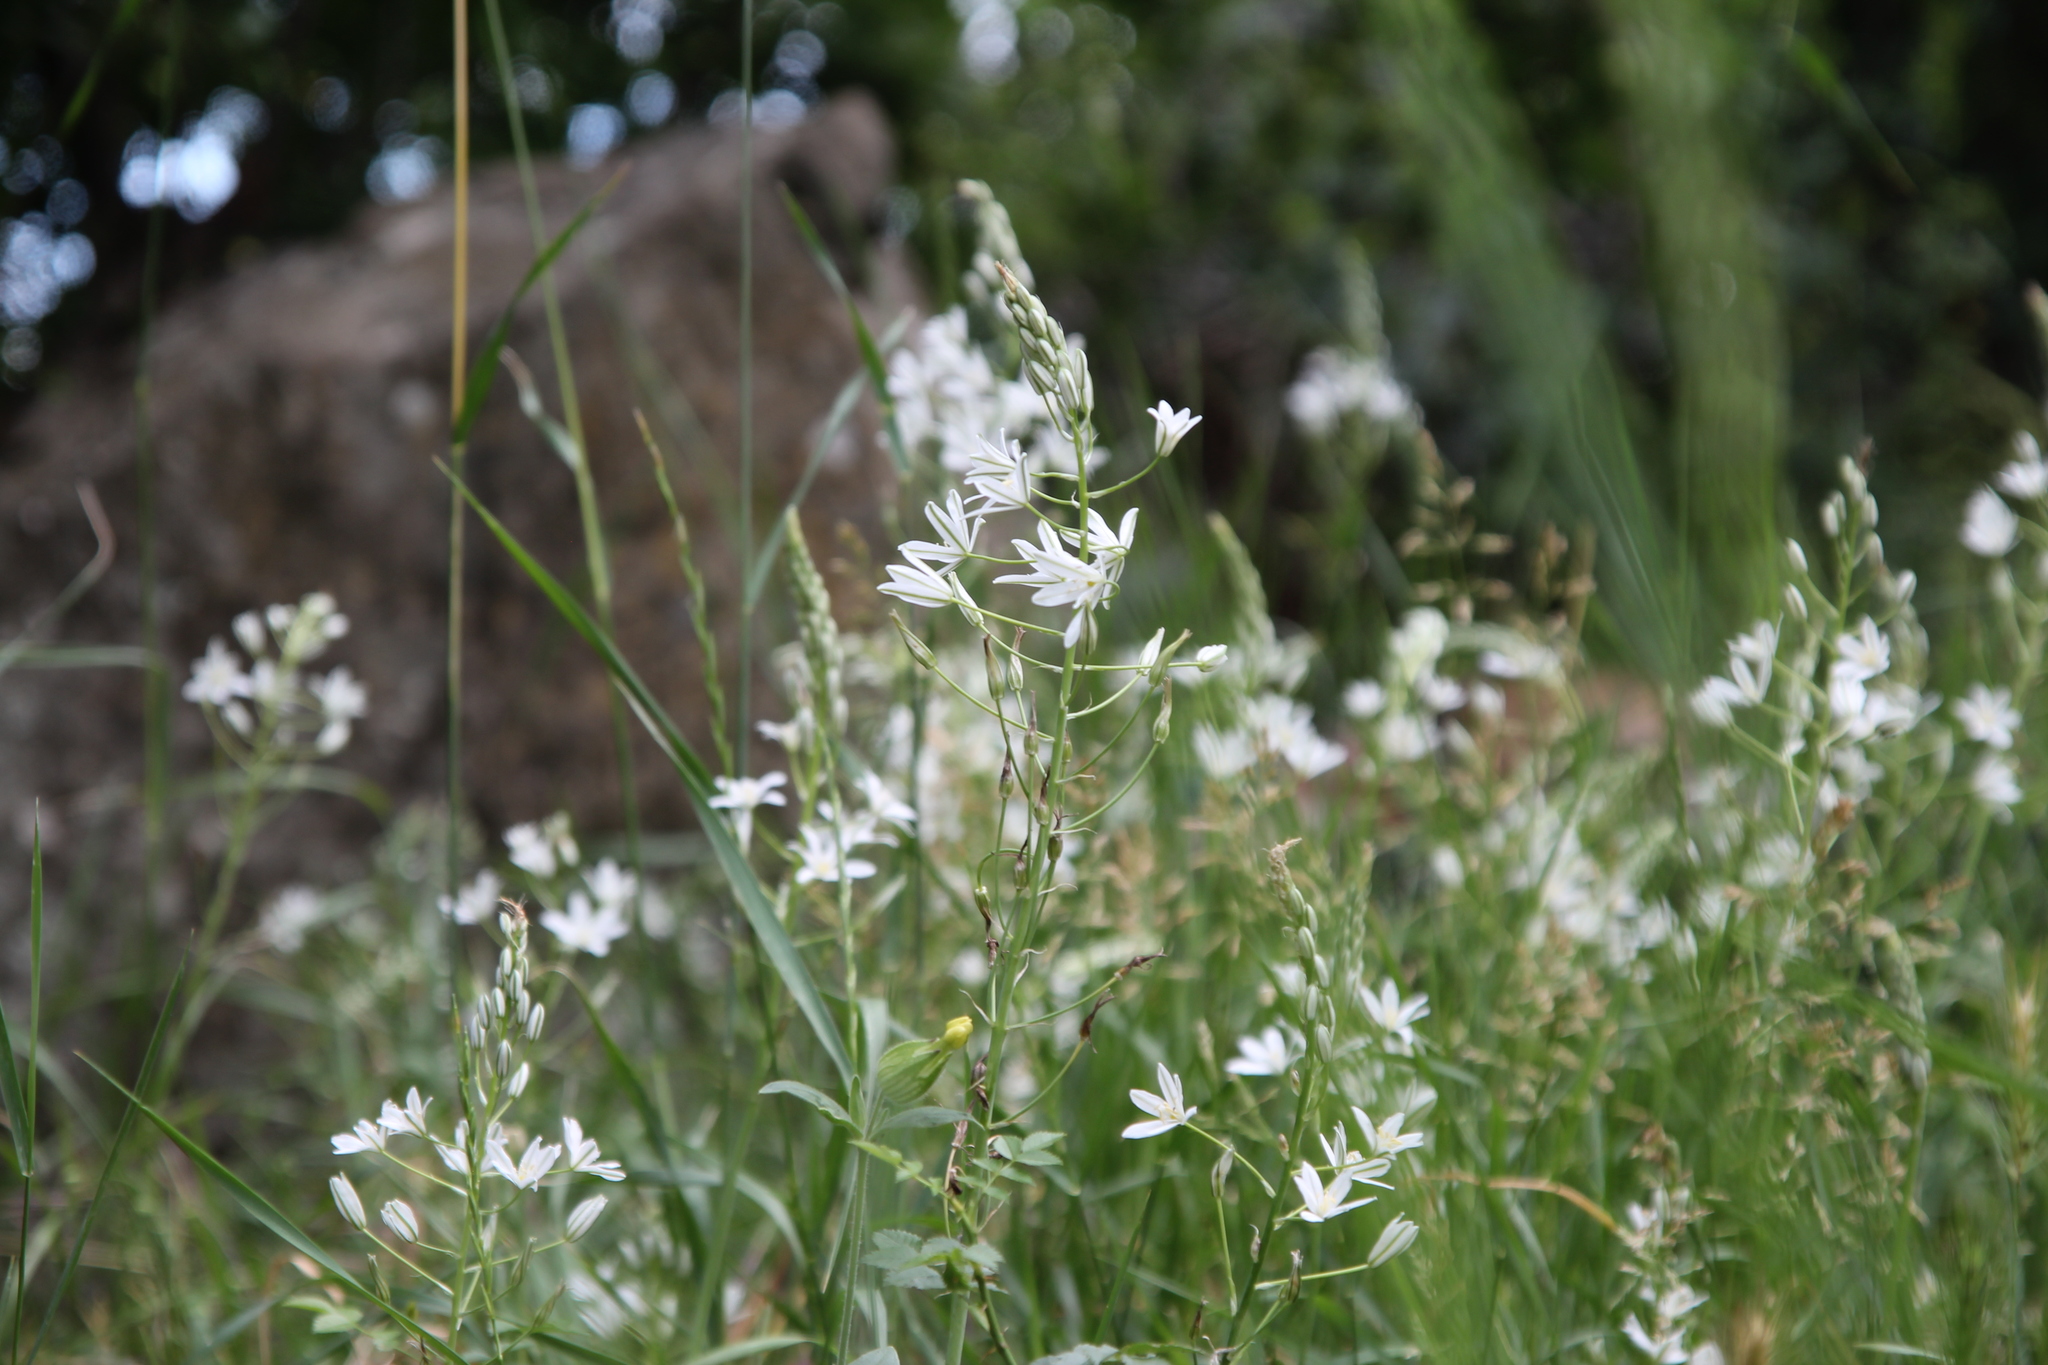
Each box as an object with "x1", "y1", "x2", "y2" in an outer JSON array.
[
  {"x1": 735, "y1": 0, "x2": 757, "y2": 777},
  {"x1": 446, "y1": 0, "x2": 472, "y2": 980}
]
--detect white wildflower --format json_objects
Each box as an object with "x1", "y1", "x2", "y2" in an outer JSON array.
[
  {"x1": 792, "y1": 821, "x2": 878, "y2": 884},
  {"x1": 1057, "y1": 506, "x2": 1140, "y2": 567},
  {"x1": 1620, "y1": 1315, "x2": 1690, "y2": 1364},
  {"x1": 562, "y1": 1117, "x2": 627, "y2": 1181},
  {"x1": 1955, "y1": 684, "x2": 2021, "y2": 750},
  {"x1": 1973, "y1": 754, "x2": 2021, "y2": 819},
  {"x1": 1998, "y1": 432, "x2": 2047, "y2": 498},
  {"x1": 331, "y1": 1119, "x2": 387, "y2": 1156},
  {"x1": 898, "y1": 490, "x2": 984, "y2": 574},
  {"x1": 1344, "y1": 679, "x2": 1388, "y2": 719},
  {"x1": 1122, "y1": 1062, "x2": 1198, "y2": 1139},
  {"x1": 1962, "y1": 486, "x2": 2019, "y2": 557},
  {"x1": 1377, "y1": 713, "x2": 1434, "y2": 763},
  {"x1": 1291, "y1": 1162, "x2": 1374, "y2": 1224},
  {"x1": 1193, "y1": 725, "x2": 1256, "y2": 779},
  {"x1": 1361, "y1": 978, "x2": 1429, "y2": 1053},
  {"x1": 310, "y1": 665, "x2": 368, "y2": 754},
  {"x1": 505, "y1": 814, "x2": 578, "y2": 879},
  {"x1": 183, "y1": 638, "x2": 251, "y2": 707},
  {"x1": 994, "y1": 522, "x2": 1120, "y2": 649},
  {"x1": 878, "y1": 554, "x2": 971, "y2": 612},
  {"x1": 1414, "y1": 674, "x2": 1466, "y2": 714},
  {"x1": 485, "y1": 1134, "x2": 562, "y2": 1190},
  {"x1": 1388, "y1": 608, "x2": 1450, "y2": 685},
  {"x1": 709, "y1": 771, "x2": 789, "y2": 851},
  {"x1": 376, "y1": 1087, "x2": 433, "y2": 1138},
  {"x1": 1352, "y1": 1106, "x2": 1426, "y2": 1158},
  {"x1": 438, "y1": 869, "x2": 503, "y2": 925},
  {"x1": 856, "y1": 769, "x2": 918, "y2": 831},
  {"x1": 540, "y1": 891, "x2": 632, "y2": 957},
  {"x1": 1195, "y1": 644, "x2": 1229, "y2": 673},
  {"x1": 584, "y1": 858, "x2": 639, "y2": 913},
  {"x1": 1147, "y1": 401, "x2": 1201, "y2": 458},
  {"x1": 962, "y1": 433, "x2": 1035, "y2": 515},
  {"x1": 1832, "y1": 617, "x2": 1890, "y2": 682},
  {"x1": 1223, "y1": 1026, "x2": 1296, "y2": 1077},
  {"x1": 259, "y1": 885, "x2": 324, "y2": 953}
]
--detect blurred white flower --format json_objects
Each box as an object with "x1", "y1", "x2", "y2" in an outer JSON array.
[
  {"x1": 1972, "y1": 754, "x2": 2022, "y2": 819},
  {"x1": 1194, "y1": 724, "x2": 1256, "y2": 779},
  {"x1": 1285, "y1": 347, "x2": 1418, "y2": 437},
  {"x1": 1832, "y1": 617, "x2": 1889, "y2": 682},
  {"x1": 1998, "y1": 432, "x2": 2048, "y2": 498},
  {"x1": 1962, "y1": 486, "x2": 2019, "y2": 557},
  {"x1": 438, "y1": 869, "x2": 503, "y2": 925},
  {"x1": 710, "y1": 771, "x2": 788, "y2": 851},
  {"x1": 1195, "y1": 644, "x2": 1229, "y2": 673},
  {"x1": 585, "y1": 858, "x2": 639, "y2": 913},
  {"x1": 1223, "y1": 1026, "x2": 1296, "y2": 1077},
  {"x1": 1361, "y1": 979, "x2": 1429, "y2": 1053},
  {"x1": 506, "y1": 813, "x2": 578, "y2": 878},
  {"x1": 1245, "y1": 693, "x2": 1346, "y2": 777},
  {"x1": 1955, "y1": 684, "x2": 2021, "y2": 750},
  {"x1": 183, "y1": 638, "x2": 251, "y2": 706},
  {"x1": 541, "y1": 891, "x2": 631, "y2": 957},
  {"x1": 879, "y1": 554, "x2": 973, "y2": 612},
  {"x1": 1620, "y1": 1315, "x2": 1690, "y2": 1364},
  {"x1": 331, "y1": 1119, "x2": 387, "y2": 1155},
  {"x1": 1344, "y1": 679, "x2": 1388, "y2": 719},
  {"x1": 310, "y1": 665, "x2": 367, "y2": 753},
  {"x1": 792, "y1": 822, "x2": 878, "y2": 884},
  {"x1": 259, "y1": 885, "x2": 323, "y2": 953},
  {"x1": 1122, "y1": 1062, "x2": 1197, "y2": 1139},
  {"x1": 1388, "y1": 608, "x2": 1450, "y2": 685}
]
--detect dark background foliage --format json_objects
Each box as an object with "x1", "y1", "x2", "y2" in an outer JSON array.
[{"x1": 5, "y1": 0, "x2": 2047, "y2": 673}]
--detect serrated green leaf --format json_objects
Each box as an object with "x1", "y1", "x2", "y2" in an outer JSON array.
[{"x1": 885, "y1": 1265, "x2": 947, "y2": 1291}]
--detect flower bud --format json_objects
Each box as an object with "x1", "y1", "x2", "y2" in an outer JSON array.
[
  {"x1": 892, "y1": 612, "x2": 938, "y2": 672},
  {"x1": 526, "y1": 1003, "x2": 545, "y2": 1042},
  {"x1": 1303, "y1": 985, "x2": 1323, "y2": 1023},
  {"x1": 879, "y1": 1016, "x2": 975, "y2": 1105},
  {"x1": 1783, "y1": 583, "x2": 1807, "y2": 621},
  {"x1": 1152, "y1": 683, "x2": 1173, "y2": 744},
  {"x1": 1047, "y1": 829, "x2": 1065, "y2": 866},
  {"x1": 1211, "y1": 1146, "x2": 1235, "y2": 1200},
  {"x1": 496, "y1": 1040, "x2": 514, "y2": 1077},
  {"x1": 1895, "y1": 569, "x2": 1918, "y2": 602},
  {"x1": 1820, "y1": 496, "x2": 1842, "y2": 536},
  {"x1": 1315, "y1": 1024, "x2": 1334, "y2": 1058},
  {"x1": 507, "y1": 1062, "x2": 531, "y2": 1097},
  {"x1": 1013, "y1": 850, "x2": 1029, "y2": 890},
  {"x1": 1313, "y1": 954, "x2": 1331, "y2": 989},
  {"x1": 1365, "y1": 1215, "x2": 1420, "y2": 1268},
  {"x1": 983, "y1": 634, "x2": 1005, "y2": 699},
  {"x1": 566, "y1": 1194, "x2": 609, "y2": 1242},
  {"x1": 999, "y1": 749, "x2": 1015, "y2": 800},
  {"x1": 1785, "y1": 538, "x2": 1807, "y2": 575},
  {"x1": 973, "y1": 883, "x2": 993, "y2": 924},
  {"x1": 1196, "y1": 644, "x2": 1228, "y2": 673},
  {"x1": 380, "y1": 1199, "x2": 420, "y2": 1243},
  {"x1": 1297, "y1": 926, "x2": 1318, "y2": 960},
  {"x1": 330, "y1": 1174, "x2": 367, "y2": 1231}
]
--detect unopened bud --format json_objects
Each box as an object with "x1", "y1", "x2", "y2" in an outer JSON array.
[
  {"x1": 1297, "y1": 926, "x2": 1318, "y2": 960},
  {"x1": 1286, "y1": 1248, "x2": 1304, "y2": 1302},
  {"x1": 893, "y1": 612, "x2": 938, "y2": 672},
  {"x1": 1783, "y1": 583, "x2": 1807, "y2": 621},
  {"x1": 1152, "y1": 683, "x2": 1173, "y2": 743},
  {"x1": 508, "y1": 1061, "x2": 531, "y2": 1096},
  {"x1": 380, "y1": 1199, "x2": 420, "y2": 1244},
  {"x1": 1315, "y1": 1024, "x2": 1334, "y2": 1057},
  {"x1": 1047, "y1": 830, "x2": 1064, "y2": 866},
  {"x1": 496, "y1": 1040, "x2": 514, "y2": 1077},
  {"x1": 566, "y1": 1194, "x2": 608, "y2": 1242},
  {"x1": 330, "y1": 1174, "x2": 368, "y2": 1231},
  {"x1": 1313, "y1": 954, "x2": 1331, "y2": 988},
  {"x1": 1014, "y1": 850, "x2": 1029, "y2": 890},
  {"x1": 1820, "y1": 496, "x2": 1842, "y2": 537},
  {"x1": 526, "y1": 1003, "x2": 545, "y2": 1042},
  {"x1": 1786, "y1": 538, "x2": 1807, "y2": 575},
  {"x1": 983, "y1": 635, "x2": 1004, "y2": 698},
  {"x1": 1895, "y1": 569, "x2": 1918, "y2": 603},
  {"x1": 999, "y1": 749, "x2": 1015, "y2": 800},
  {"x1": 1211, "y1": 1147, "x2": 1235, "y2": 1199},
  {"x1": 1303, "y1": 985, "x2": 1323, "y2": 1023},
  {"x1": 973, "y1": 883, "x2": 993, "y2": 925}
]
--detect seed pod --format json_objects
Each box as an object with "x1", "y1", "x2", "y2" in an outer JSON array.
[
  {"x1": 893, "y1": 612, "x2": 938, "y2": 672},
  {"x1": 1152, "y1": 683, "x2": 1173, "y2": 743},
  {"x1": 983, "y1": 634, "x2": 1005, "y2": 699}
]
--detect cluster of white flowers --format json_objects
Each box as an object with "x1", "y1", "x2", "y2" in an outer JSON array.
[
  {"x1": 326, "y1": 908, "x2": 623, "y2": 1288},
  {"x1": 259, "y1": 884, "x2": 326, "y2": 954},
  {"x1": 886, "y1": 307, "x2": 1047, "y2": 474},
  {"x1": 1616, "y1": 1184, "x2": 1720, "y2": 1364},
  {"x1": 1284, "y1": 346, "x2": 1421, "y2": 439},
  {"x1": 181, "y1": 592, "x2": 366, "y2": 755},
  {"x1": 505, "y1": 811, "x2": 580, "y2": 878}
]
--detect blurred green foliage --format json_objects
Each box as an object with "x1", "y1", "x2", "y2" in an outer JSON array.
[{"x1": 5, "y1": 0, "x2": 2046, "y2": 676}]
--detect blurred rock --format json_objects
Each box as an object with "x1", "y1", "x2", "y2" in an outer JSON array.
[{"x1": 0, "y1": 92, "x2": 913, "y2": 931}]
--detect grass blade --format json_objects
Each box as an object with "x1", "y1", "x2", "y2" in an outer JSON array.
[
  {"x1": 25, "y1": 948, "x2": 187, "y2": 1365},
  {"x1": 72, "y1": 1057, "x2": 467, "y2": 1365},
  {"x1": 443, "y1": 465, "x2": 857, "y2": 1090},
  {"x1": 450, "y1": 169, "x2": 625, "y2": 445},
  {"x1": 778, "y1": 184, "x2": 909, "y2": 474}
]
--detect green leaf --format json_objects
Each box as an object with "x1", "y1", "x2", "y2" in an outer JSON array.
[
  {"x1": 73, "y1": 1056, "x2": 468, "y2": 1365},
  {"x1": 877, "y1": 1106, "x2": 971, "y2": 1133},
  {"x1": 443, "y1": 464, "x2": 855, "y2": 1089},
  {"x1": 676, "y1": 1335, "x2": 814, "y2": 1365},
  {"x1": 0, "y1": 810, "x2": 36, "y2": 1177},
  {"x1": 760, "y1": 1079, "x2": 855, "y2": 1129},
  {"x1": 849, "y1": 1348, "x2": 900, "y2": 1365},
  {"x1": 778, "y1": 184, "x2": 910, "y2": 474},
  {"x1": 451, "y1": 170, "x2": 624, "y2": 444},
  {"x1": 885, "y1": 1266, "x2": 946, "y2": 1291}
]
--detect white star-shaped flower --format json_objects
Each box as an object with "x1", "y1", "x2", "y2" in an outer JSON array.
[
  {"x1": 1962, "y1": 486, "x2": 2019, "y2": 557},
  {"x1": 1361, "y1": 978, "x2": 1430, "y2": 1053},
  {"x1": 995, "y1": 522, "x2": 1120, "y2": 648},
  {"x1": 1147, "y1": 401, "x2": 1201, "y2": 458},
  {"x1": 331, "y1": 1118, "x2": 387, "y2": 1155},
  {"x1": 899, "y1": 490, "x2": 985, "y2": 574},
  {"x1": 1832, "y1": 617, "x2": 1890, "y2": 682},
  {"x1": 376, "y1": 1087, "x2": 433, "y2": 1138},
  {"x1": 1291, "y1": 1162, "x2": 1374, "y2": 1223},
  {"x1": 1351, "y1": 1106, "x2": 1426, "y2": 1158},
  {"x1": 710, "y1": 771, "x2": 788, "y2": 851},
  {"x1": 485, "y1": 1134, "x2": 562, "y2": 1190},
  {"x1": 562, "y1": 1117, "x2": 627, "y2": 1181},
  {"x1": 183, "y1": 638, "x2": 251, "y2": 707},
  {"x1": 1122, "y1": 1063, "x2": 1197, "y2": 1139}
]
